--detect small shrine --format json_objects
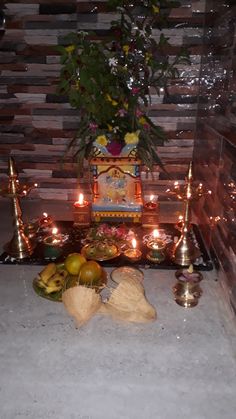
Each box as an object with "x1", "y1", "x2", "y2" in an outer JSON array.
[{"x1": 90, "y1": 145, "x2": 143, "y2": 223}]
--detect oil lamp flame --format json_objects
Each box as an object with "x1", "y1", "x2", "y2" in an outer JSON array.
[
  {"x1": 52, "y1": 227, "x2": 58, "y2": 235},
  {"x1": 132, "y1": 238, "x2": 137, "y2": 249},
  {"x1": 153, "y1": 229, "x2": 159, "y2": 239},
  {"x1": 78, "y1": 193, "x2": 84, "y2": 205},
  {"x1": 43, "y1": 212, "x2": 48, "y2": 218},
  {"x1": 150, "y1": 195, "x2": 154, "y2": 202}
]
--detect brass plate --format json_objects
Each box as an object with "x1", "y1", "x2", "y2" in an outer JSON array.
[{"x1": 81, "y1": 243, "x2": 121, "y2": 261}]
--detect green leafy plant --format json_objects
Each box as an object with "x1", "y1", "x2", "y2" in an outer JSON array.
[{"x1": 57, "y1": 0, "x2": 189, "y2": 170}]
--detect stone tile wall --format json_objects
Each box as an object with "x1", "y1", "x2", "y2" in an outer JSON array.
[
  {"x1": 194, "y1": 1, "x2": 236, "y2": 313},
  {"x1": 0, "y1": 0, "x2": 206, "y2": 209}
]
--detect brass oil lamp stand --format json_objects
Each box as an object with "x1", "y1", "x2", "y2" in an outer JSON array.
[
  {"x1": 167, "y1": 162, "x2": 211, "y2": 266},
  {"x1": 173, "y1": 192, "x2": 199, "y2": 266},
  {"x1": 1, "y1": 157, "x2": 37, "y2": 259}
]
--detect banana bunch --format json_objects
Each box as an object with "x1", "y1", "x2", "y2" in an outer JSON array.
[{"x1": 36, "y1": 262, "x2": 68, "y2": 294}]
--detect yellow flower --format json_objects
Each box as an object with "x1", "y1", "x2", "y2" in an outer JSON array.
[
  {"x1": 106, "y1": 94, "x2": 118, "y2": 106},
  {"x1": 65, "y1": 45, "x2": 75, "y2": 54},
  {"x1": 152, "y1": 5, "x2": 160, "y2": 14},
  {"x1": 106, "y1": 94, "x2": 112, "y2": 102},
  {"x1": 145, "y1": 52, "x2": 152, "y2": 63},
  {"x1": 124, "y1": 131, "x2": 140, "y2": 145},
  {"x1": 123, "y1": 45, "x2": 130, "y2": 55},
  {"x1": 139, "y1": 117, "x2": 146, "y2": 125},
  {"x1": 96, "y1": 135, "x2": 108, "y2": 146}
]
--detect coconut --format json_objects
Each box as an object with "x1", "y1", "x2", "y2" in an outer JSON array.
[{"x1": 62, "y1": 285, "x2": 102, "y2": 327}]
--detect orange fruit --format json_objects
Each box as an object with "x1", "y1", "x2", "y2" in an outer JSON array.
[
  {"x1": 79, "y1": 260, "x2": 102, "y2": 285},
  {"x1": 64, "y1": 253, "x2": 86, "y2": 275}
]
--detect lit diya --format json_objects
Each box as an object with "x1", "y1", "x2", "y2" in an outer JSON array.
[
  {"x1": 74, "y1": 192, "x2": 89, "y2": 208},
  {"x1": 144, "y1": 195, "x2": 157, "y2": 210},
  {"x1": 43, "y1": 227, "x2": 63, "y2": 259},
  {"x1": 146, "y1": 228, "x2": 166, "y2": 263},
  {"x1": 73, "y1": 193, "x2": 91, "y2": 227},
  {"x1": 39, "y1": 212, "x2": 53, "y2": 228},
  {"x1": 124, "y1": 238, "x2": 142, "y2": 262}
]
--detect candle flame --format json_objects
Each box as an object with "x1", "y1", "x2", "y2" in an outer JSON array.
[
  {"x1": 52, "y1": 227, "x2": 58, "y2": 235},
  {"x1": 132, "y1": 238, "x2": 137, "y2": 249},
  {"x1": 153, "y1": 229, "x2": 159, "y2": 239},
  {"x1": 150, "y1": 195, "x2": 154, "y2": 202},
  {"x1": 78, "y1": 193, "x2": 84, "y2": 205}
]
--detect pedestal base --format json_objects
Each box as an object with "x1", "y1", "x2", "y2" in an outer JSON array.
[{"x1": 4, "y1": 231, "x2": 35, "y2": 259}]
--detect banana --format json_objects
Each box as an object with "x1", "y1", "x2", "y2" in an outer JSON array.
[
  {"x1": 56, "y1": 262, "x2": 65, "y2": 272},
  {"x1": 44, "y1": 270, "x2": 68, "y2": 294},
  {"x1": 39, "y1": 263, "x2": 57, "y2": 285},
  {"x1": 36, "y1": 278, "x2": 48, "y2": 289}
]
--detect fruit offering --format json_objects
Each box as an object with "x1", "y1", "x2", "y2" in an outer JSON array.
[
  {"x1": 79, "y1": 260, "x2": 102, "y2": 286},
  {"x1": 36, "y1": 262, "x2": 68, "y2": 295},
  {"x1": 34, "y1": 253, "x2": 107, "y2": 300},
  {"x1": 64, "y1": 253, "x2": 86, "y2": 275}
]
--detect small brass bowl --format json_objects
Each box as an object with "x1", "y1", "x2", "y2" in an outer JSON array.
[{"x1": 173, "y1": 270, "x2": 203, "y2": 308}]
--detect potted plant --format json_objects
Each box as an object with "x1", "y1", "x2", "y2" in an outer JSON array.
[{"x1": 57, "y1": 0, "x2": 189, "y2": 171}]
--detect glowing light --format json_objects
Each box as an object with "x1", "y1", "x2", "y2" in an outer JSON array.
[
  {"x1": 78, "y1": 193, "x2": 84, "y2": 205},
  {"x1": 153, "y1": 229, "x2": 159, "y2": 239},
  {"x1": 132, "y1": 238, "x2": 137, "y2": 249},
  {"x1": 52, "y1": 227, "x2": 58, "y2": 235},
  {"x1": 150, "y1": 195, "x2": 154, "y2": 202}
]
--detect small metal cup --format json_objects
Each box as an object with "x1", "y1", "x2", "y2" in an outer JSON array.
[{"x1": 173, "y1": 270, "x2": 203, "y2": 308}]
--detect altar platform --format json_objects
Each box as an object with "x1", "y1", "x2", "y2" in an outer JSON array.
[{"x1": 0, "y1": 199, "x2": 236, "y2": 419}]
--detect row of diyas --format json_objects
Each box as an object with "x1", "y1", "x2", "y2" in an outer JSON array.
[
  {"x1": 73, "y1": 192, "x2": 159, "y2": 227},
  {"x1": 124, "y1": 229, "x2": 166, "y2": 264},
  {"x1": 37, "y1": 223, "x2": 167, "y2": 264}
]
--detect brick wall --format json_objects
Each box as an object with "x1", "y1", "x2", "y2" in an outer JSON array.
[{"x1": 0, "y1": 0, "x2": 206, "y2": 207}]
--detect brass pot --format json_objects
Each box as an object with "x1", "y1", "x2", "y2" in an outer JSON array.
[{"x1": 173, "y1": 270, "x2": 203, "y2": 308}]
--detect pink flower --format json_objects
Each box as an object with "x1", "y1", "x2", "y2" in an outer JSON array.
[
  {"x1": 115, "y1": 225, "x2": 127, "y2": 239},
  {"x1": 98, "y1": 224, "x2": 111, "y2": 235},
  {"x1": 131, "y1": 87, "x2": 140, "y2": 95},
  {"x1": 106, "y1": 140, "x2": 123, "y2": 156},
  {"x1": 89, "y1": 122, "x2": 98, "y2": 132},
  {"x1": 117, "y1": 108, "x2": 127, "y2": 117},
  {"x1": 136, "y1": 109, "x2": 143, "y2": 118}
]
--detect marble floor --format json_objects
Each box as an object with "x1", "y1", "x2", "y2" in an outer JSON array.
[{"x1": 0, "y1": 199, "x2": 236, "y2": 419}]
